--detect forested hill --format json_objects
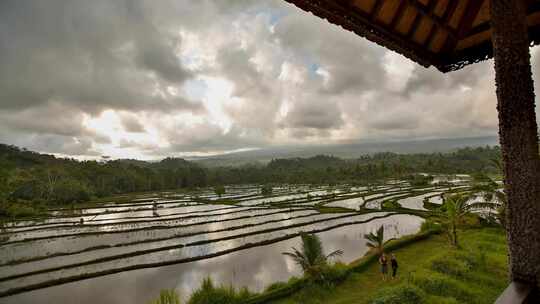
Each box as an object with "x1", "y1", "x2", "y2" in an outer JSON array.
[
  {"x1": 0, "y1": 143, "x2": 501, "y2": 208},
  {"x1": 191, "y1": 136, "x2": 499, "y2": 167}
]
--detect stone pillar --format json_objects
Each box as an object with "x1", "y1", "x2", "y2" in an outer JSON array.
[{"x1": 491, "y1": 0, "x2": 540, "y2": 284}]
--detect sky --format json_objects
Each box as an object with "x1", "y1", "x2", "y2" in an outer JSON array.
[{"x1": 1, "y1": 0, "x2": 539, "y2": 160}]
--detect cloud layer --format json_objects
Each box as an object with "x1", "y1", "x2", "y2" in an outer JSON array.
[{"x1": 0, "y1": 0, "x2": 538, "y2": 159}]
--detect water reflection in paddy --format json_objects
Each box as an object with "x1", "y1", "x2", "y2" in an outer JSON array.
[{"x1": 3, "y1": 214, "x2": 422, "y2": 304}]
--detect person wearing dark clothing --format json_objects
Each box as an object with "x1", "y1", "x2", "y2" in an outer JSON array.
[
  {"x1": 379, "y1": 253, "x2": 388, "y2": 281},
  {"x1": 390, "y1": 253, "x2": 398, "y2": 279}
]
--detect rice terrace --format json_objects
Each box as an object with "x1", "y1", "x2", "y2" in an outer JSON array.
[{"x1": 0, "y1": 172, "x2": 499, "y2": 303}]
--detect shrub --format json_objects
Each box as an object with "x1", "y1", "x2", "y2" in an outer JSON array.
[
  {"x1": 320, "y1": 262, "x2": 349, "y2": 285},
  {"x1": 214, "y1": 185, "x2": 226, "y2": 197},
  {"x1": 1, "y1": 201, "x2": 44, "y2": 218},
  {"x1": 370, "y1": 284, "x2": 424, "y2": 304},
  {"x1": 50, "y1": 179, "x2": 92, "y2": 204},
  {"x1": 413, "y1": 275, "x2": 473, "y2": 303},
  {"x1": 261, "y1": 184, "x2": 273, "y2": 196},
  {"x1": 381, "y1": 200, "x2": 400, "y2": 209},
  {"x1": 454, "y1": 251, "x2": 483, "y2": 270},
  {"x1": 265, "y1": 281, "x2": 288, "y2": 292},
  {"x1": 420, "y1": 220, "x2": 442, "y2": 233},
  {"x1": 149, "y1": 289, "x2": 181, "y2": 304},
  {"x1": 291, "y1": 283, "x2": 331, "y2": 304},
  {"x1": 187, "y1": 277, "x2": 253, "y2": 304},
  {"x1": 430, "y1": 257, "x2": 468, "y2": 278}
]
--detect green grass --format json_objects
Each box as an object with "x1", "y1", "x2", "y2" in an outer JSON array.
[{"x1": 269, "y1": 228, "x2": 508, "y2": 304}]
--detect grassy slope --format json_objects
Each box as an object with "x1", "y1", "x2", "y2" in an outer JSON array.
[{"x1": 270, "y1": 228, "x2": 508, "y2": 304}]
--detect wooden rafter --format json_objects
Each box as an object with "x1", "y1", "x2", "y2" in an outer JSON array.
[
  {"x1": 389, "y1": 1, "x2": 408, "y2": 29},
  {"x1": 405, "y1": 0, "x2": 457, "y2": 39},
  {"x1": 283, "y1": 0, "x2": 540, "y2": 72},
  {"x1": 370, "y1": 0, "x2": 385, "y2": 20},
  {"x1": 442, "y1": 0, "x2": 484, "y2": 53},
  {"x1": 425, "y1": 0, "x2": 459, "y2": 47},
  {"x1": 406, "y1": 8, "x2": 423, "y2": 38}
]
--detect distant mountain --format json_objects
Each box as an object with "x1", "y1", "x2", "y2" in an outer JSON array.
[{"x1": 191, "y1": 136, "x2": 499, "y2": 167}]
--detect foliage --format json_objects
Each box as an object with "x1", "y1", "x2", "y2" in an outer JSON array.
[
  {"x1": 381, "y1": 199, "x2": 401, "y2": 210},
  {"x1": 370, "y1": 284, "x2": 424, "y2": 304},
  {"x1": 420, "y1": 220, "x2": 442, "y2": 233},
  {"x1": 282, "y1": 233, "x2": 343, "y2": 281},
  {"x1": 406, "y1": 174, "x2": 434, "y2": 187},
  {"x1": 435, "y1": 191, "x2": 503, "y2": 247},
  {"x1": 187, "y1": 277, "x2": 253, "y2": 304},
  {"x1": 413, "y1": 274, "x2": 473, "y2": 303},
  {"x1": 0, "y1": 143, "x2": 504, "y2": 215},
  {"x1": 149, "y1": 289, "x2": 181, "y2": 304},
  {"x1": 469, "y1": 180, "x2": 507, "y2": 228},
  {"x1": 269, "y1": 228, "x2": 507, "y2": 304},
  {"x1": 0, "y1": 201, "x2": 44, "y2": 219},
  {"x1": 364, "y1": 225, "x2": 393, "y2": 254},
  {"x1": 214, "y1": 185, "x2": 226, "y2": 197},
  {"x1": 436, "y1": 195, "x2": 472, "y2": 247},
  {"x1": 261, "y1": 184, "x2": 273, "y2": 196}
]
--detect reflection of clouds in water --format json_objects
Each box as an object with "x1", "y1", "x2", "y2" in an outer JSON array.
[
  {"x1": 4, "y1": 215, "x2": 422, "y2": 304},
  {"x1": 317, "y1": 215, "x2": 423, "y2": 262}
]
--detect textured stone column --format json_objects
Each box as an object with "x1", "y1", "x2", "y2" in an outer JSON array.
[{"x1": 491, "y1": 0, "x2": 540, "y2": 284}]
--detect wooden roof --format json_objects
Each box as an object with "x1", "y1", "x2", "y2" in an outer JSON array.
[{"x1": 284, "y1": 0, "x2": 540, "y2": 72}]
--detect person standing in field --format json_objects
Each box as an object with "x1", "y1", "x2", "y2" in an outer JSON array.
[
  {"x1": 390, "y1": 253, "x2": 398, "y2": 279},
  {"x1": 379, "y1": 253, "x2": 388, "y2": 281}
]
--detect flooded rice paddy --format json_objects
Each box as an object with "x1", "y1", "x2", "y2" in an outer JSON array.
[{"x1": 0, "y1": 178, "x2": 471, "y2": 303}]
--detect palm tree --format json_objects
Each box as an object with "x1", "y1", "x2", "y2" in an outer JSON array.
[
  {"x1": 282, "y1": 233, "x2": 343, "y2": 280},
  {"x1": 469, "y1": 158, "x2": 507, "y2": 228},
  {"x1": 470, "y1": 180, "x2": 507, "y2": 228},
  {"x1": 438, "y1": 194, "x2": 499, "y2": 247},
  {"x1": 364, "y1": 225, "x2": 393, "y2": 255}
]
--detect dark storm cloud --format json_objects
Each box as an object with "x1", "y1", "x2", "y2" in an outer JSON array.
[
  {"x1": 0, "y1": 0, "x2": 197, "y2": 114},
  {"x1": 164, "y1": 123, "x2": 265, "y2": 153},
  {"x1": 282, "y1": 100, "x2": 344, "y2": 130}
]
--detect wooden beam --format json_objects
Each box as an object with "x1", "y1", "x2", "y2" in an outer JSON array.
[
  {"x1": 285, "y1": 0, "x2": 438, "y2": 67},
  {"x1": 425, "y1": 0, "x2": 458, "y2": 48},
  {"x1": 441, "y1": 0, "x2": 484, "y2": 53},
  {"x1": 442, "y1": 0, "x2": 458, "y2": 21},
  {"x1": 406, "y1": 0, "x2": 457, "y2": 39},
  {"x1": 467, "y1": 1, "x2": 540, "y2": 39},
  {"x1": 370, "y1": 0, "x2": 385, "y2": 20},
  {"x1": 389, "y1": 1, "x2": 408, "y2": 29},
  {"x1": 406, "y1": 9, "x2": 423, "y2": 38}
]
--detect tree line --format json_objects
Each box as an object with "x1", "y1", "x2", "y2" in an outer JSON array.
[{"x1": 0, "y1": 143, "x2": 501, "y2": 208}]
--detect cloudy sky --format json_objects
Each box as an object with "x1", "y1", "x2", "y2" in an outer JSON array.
[{"x1": 1, "y1": 0, "x2": 539, "y2": 160}]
